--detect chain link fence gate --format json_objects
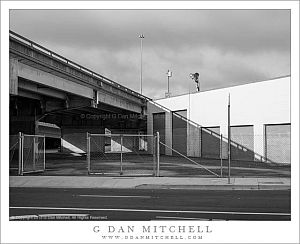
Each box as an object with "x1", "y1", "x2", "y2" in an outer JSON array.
[
  {"x1": 158, "y1": 141, "x2": 220, "y2": 178},
  {"x1": 18, "y1": 133, "x2": 46, "y2": 175},
  {"x1": 9, "y1": 134, "x2": 20, "y2": 174},
  {"x1": 87, "y1": 133, "x2": 159, "y2": 176}
]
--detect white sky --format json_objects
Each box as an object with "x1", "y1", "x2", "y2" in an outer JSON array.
[{"x1": 10, "y1": 9, "x2": 290, "y2": 99}]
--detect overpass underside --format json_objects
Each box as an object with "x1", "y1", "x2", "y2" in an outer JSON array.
[
  {"x1": 9, "y1": 31, "x2": 147, "y2": 155},
  {"x1": 10, "y1": 94, "x2": 146, "y2": 153}
]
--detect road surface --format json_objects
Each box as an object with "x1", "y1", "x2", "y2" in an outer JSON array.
[{"x1": 9, "y1": 188, "x2": 290, "y2": 221}]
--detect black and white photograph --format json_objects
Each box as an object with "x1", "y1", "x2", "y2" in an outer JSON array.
[{"x1": 1, "y1": 1, "x2": 299, "y2": 243}]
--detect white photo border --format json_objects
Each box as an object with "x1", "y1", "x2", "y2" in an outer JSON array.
[{"x1": 1, "y1": 1, "x2": 299, "y2": 243}]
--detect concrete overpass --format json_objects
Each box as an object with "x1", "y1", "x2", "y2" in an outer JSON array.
[{"x1": 9, "y1": 31, "x2": 149, "y2": 151}]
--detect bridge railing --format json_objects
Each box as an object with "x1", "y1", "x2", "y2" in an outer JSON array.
[{"x1": 9, "y1": 30, "x2": 150, "y2": 102}]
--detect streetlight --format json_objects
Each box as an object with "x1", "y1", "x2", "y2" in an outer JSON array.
[
  {"x1": 188, "y1": 72, "x2": 200, "y2": 120},
  {"x1": 189, "y1": 72, "x2": 200, "y2": 92},
  {"x1": 139, "y1": 34, "x2": 145, "y2": 94},
  {"x1": 165, "y1": 69, "x2": 172, "y2": 98}
]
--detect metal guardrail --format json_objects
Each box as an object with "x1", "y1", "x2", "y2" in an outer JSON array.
[{"x1": 9, "y1": 30, "x2": 151, "y2": 102}]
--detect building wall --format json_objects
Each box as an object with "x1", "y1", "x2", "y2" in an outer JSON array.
[
  {"x1": 147, "y1": 102, "x2": 173, "y2": 155},
  {"x1": 172, "y1": 110, "x2": 187, "y2": 155},
  {"x1": 147, "y1": 76, "x2": 290, "y2": 162}
]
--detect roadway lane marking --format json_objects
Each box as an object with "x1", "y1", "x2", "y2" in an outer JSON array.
[
  {"x1": 74, "y1": 194, "x2": 152, "y2": 198},
  {"x1": 155, "y1": 216, "x2": 216, "y2": 220},
  {"x1": 9, "y1": 206, "x2": 291, "y2": 216}
]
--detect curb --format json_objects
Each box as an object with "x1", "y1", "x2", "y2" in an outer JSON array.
[
  {"x1": 135, "y1": 184, "x2": 290, "y2": 191},
  {"x1": 258, "y1": 184, "x2": 291, "y2": 190},
  {"x1": 9, "y1": 176, "x2": 291, "y2": 191}
]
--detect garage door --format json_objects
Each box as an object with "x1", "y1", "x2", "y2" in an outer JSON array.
[
  {"x1": 201, "y1": 126, "x2": 220, "y2": 159},
  {"x1": 153, "y1": 112, "x2": 165, "y2": 155},
  {"x1": 265, "y1": 124, "x2": 291, "y2": 164},
  {"x1": 230, "y1": 125, "x2": 254, "y2": 161},
  {"x1": 172, "y1": 110, "x2": 187, "y2": 155}
]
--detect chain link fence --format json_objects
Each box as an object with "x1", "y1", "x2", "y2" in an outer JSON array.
[
  {"x1": 187, "y1": 126, "x2": 290, "y2": 165},
  {"x1": 10, "y1": 133, "x2": 46, "y2": 175},
  {"x1": 22, "y1": 134, "x2": 45, "y2": 174},
  {"x1": 9, "y1": 129, "x2": 290, "y2": 178},
  {"x1": 87, "y1": 133, "x2": 158, "y2": 176},
  {"x1": 156, "y1": 127, "x2": 290, "y2": 178},
  {"x1": 9, "y1": 135, "x2": 19, "y2": 173},
  {"x1": 85, "y1": 130, "x2": 290, "y2": 178},
  {"x1": 158, "y1": 140, "x2": 220, "y2": 177}
]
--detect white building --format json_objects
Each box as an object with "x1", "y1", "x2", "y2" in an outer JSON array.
[{"x1": 147, "y1": 76, "x2": 291, "y2": 164}]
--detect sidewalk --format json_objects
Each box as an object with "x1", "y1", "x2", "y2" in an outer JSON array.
[{"x1": 9, "y1": 176, "x2": 291, "y2": 190}]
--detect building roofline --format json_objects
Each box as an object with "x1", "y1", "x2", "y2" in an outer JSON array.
[{"x1": 155, "y1": 75, "x2": 291, "y2": 101}]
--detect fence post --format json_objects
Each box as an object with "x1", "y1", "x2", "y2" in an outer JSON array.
[
  {"x1": 228, "y1": 94, "x2": 231, "y2": 184},
  {"x1": 43, "y1": 136, "x2": 46, "y2": 171},
  {"x1": 153, "y1": 135, "x2": 156, "y2": 176},
  {"x1": 33, "y1": 136, "x2": 36, "y2": 171},
  {"x1": 120, "y1": 135, "x2": 123, "y2": 175},
  {"x1": 87, "y1": 132, "x2": 90, "y2": 174},
  {"x1": 18, "y1": 132, "x2": 23, "y2": 176},
  {"x1": 156, "y1": 131, "x2": 160, "y2": 177},
  {"x1": 220, "y1": 134, "x2": 223, "y2": 177}
]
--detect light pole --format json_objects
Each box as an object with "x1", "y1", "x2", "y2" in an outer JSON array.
[
  {"x1": 190, "y1": 72, "x2": 200, "y2": 92},
  {"x1": 139, "y1": 34, "x2": 144, "y2": 94},
  {"x1": 188, "y1": 74, "x2": 192, "y2": 120},
  {"x1": 188, "y1": 72, "x2": 200, "y2": 120},
  {"x1": 165, "y1": 69, "x2": 172, "y2": 98}
]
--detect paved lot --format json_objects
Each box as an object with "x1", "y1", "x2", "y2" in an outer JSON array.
[{"x1": 10, "y1": 152, "x2": 290, "y2": 177}]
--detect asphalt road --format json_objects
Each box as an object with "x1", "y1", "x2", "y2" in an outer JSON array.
[{"x1": 9, "y1": 188, "x2": 291, "y2": 221}]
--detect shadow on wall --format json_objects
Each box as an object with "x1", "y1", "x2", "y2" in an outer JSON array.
[{"x1": 149, "y1": 100, "x2": 290, "y2": 165}]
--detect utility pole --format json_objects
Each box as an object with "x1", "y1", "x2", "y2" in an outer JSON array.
[
  {"x1": 228, "y1": 93, "x2": 231, "y2": 184},
  {"x1": 139, "y1": 34, "x2": 144, "y2": 94}
]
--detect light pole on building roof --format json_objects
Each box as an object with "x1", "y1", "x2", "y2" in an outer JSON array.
[{"x1": 189, "y1": 72, "x2": 200, "y2": 92}]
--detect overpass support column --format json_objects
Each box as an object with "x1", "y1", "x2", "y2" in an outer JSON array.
[{"x1": 10, "y1": 58, "x2": 19, "y2": 95}]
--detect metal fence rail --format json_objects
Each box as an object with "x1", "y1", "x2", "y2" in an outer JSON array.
[
  {"x1": 87, "y1": 133, "x2": 158, "y2": 176},
  {"x1": 159, "y1": 141, "x2": 220, "y2": 177},
  {"x1": 16, "y1": 133, "x2": 46, "y2": 175},
  {"x1": 148, "y1": 99, "x2": 281, "y2": 165},
  {"x1": 9, "y1": 135, "x2": 19, "y2": 171},
  {"x1": 86, "y1": 130, "x2": 290, "y2": 178}
]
